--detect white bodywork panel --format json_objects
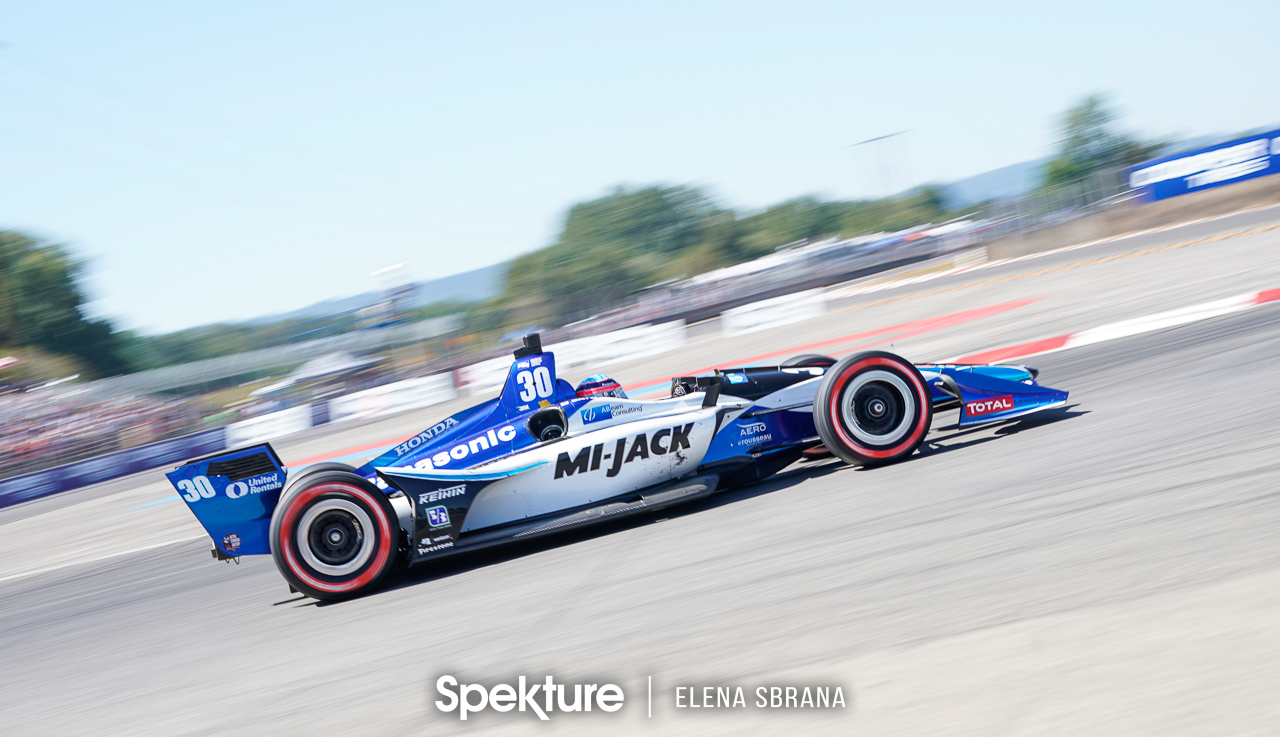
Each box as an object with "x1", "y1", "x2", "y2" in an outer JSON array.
[
  {"x1": 461, "y1": 405, "x2": 728, "y2": 532},
  {"x1": 379, "y1": 392, "x2": 754, "y2": 534}
]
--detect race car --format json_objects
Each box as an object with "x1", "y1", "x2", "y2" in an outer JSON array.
[{"x1": 167, "y1": 333, "x2": 1068, "y2": 600}]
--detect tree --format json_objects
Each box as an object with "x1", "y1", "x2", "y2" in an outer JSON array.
[
  {"x1": 486, "y1": 181, "x2": 957, "y2": 333},
  {"x1": 500, "y1": 185, "x2": 718, "y2": 324},
  {"x1": 1043, "y1": 94, "x2": 1165, "y2": 187},
  {"x1": 0, "y1": 231, "x2": 130, "y2": 378}
]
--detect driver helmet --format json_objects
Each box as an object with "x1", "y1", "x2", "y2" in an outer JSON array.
[{"x1": 575, "y1": 374, "x2": 627, "y2": 399}]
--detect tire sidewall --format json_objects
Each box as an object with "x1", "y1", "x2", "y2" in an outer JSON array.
[
  {"x1": 270, "y1": 471, "x2": 397, "y2": 600},
  {"x1": 815, "y1": 351, "x2": 932, "y2": 465}
]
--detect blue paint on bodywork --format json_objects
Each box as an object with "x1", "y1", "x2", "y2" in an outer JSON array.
[
  {"x1": 353, "y1": 351, "x2": 586, "y2": 479},
  {"x1": 165, "y1": 444, "x2": 286, "y2": 556},
  {"x1": 702, "y1": 408, "x2": 817, "y2": 466}
]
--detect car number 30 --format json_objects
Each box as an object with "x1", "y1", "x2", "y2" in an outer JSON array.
[
  {"x1": 516, "y1": 366, "x2": 554, "y2": 402},
  {"x1": 177, "y1": 475, "x2": 217, "y2": 502}
]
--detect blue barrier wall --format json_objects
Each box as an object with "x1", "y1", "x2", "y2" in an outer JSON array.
[
  {"x1": 0, "y1": 427, "x2": 227, "y2": 510},
  {"x1": 1129, "y1": 130, "x2": 1280, "y2": 202}
]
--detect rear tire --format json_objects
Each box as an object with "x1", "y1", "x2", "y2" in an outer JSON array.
[
  {"x1": 814, "y1": 351, "x2": 932, "y2": 466},
  {"x1": 269, "y1": 470, "x2": 399, "y2": 601},
  {"x1": 781, "y1": 354, "x2": 837, "y2": 368}
]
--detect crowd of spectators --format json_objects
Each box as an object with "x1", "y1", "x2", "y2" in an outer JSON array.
[{"x1": 0, "y1": 390, "x2": 202, "y2": 479}]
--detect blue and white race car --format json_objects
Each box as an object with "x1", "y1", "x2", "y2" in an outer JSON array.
[{"x1": 168, "y1": 333, "x2": 1068, "y2": 600}]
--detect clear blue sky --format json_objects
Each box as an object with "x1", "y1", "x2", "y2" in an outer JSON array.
[{"x1": 1, "y1": 1, "x2": 1275, "y2": 334}]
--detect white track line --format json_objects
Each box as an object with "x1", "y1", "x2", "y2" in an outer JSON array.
[
  {"x1": 944, "y1": 287, "x2": 1280, "y2": 364},
  {"x1": 0, "y1": 534, "x2": 207, "y2": 585}
]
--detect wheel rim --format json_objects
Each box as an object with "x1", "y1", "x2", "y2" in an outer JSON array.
[
  {"x1": 840, "y1": 369, "x2": 915, "y2": 446},
  {"x1": 297, "y1": 498, "x2": 375, "y2": 575}
]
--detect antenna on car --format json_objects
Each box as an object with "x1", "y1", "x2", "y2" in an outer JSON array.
[{"x1": 513, "y1": 332, "x2": 543, "y2": 359}]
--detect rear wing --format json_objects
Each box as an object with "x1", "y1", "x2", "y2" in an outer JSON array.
[{"x1": 165, "y1": 444, "x2": 288, "y2": 557}]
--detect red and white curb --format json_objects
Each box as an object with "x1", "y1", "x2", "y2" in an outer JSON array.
[{"x1": 947, "y1": 287, "x2": 1280, "y2": 364}]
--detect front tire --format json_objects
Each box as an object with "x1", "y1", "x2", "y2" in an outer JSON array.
[
  {"x1": 781, "y1": 353, "x2": 837, "y2": 368},
  {"x1": 814, "y1": 351, "x2": 932, "y2": 466},
  {"x1": 270, "y1": 471, "x2": 399, "y2": 600}
]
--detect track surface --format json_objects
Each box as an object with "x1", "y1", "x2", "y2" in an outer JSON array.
[{"x1": 4, "y1": 206, "x2": 1280, "y2": 735}]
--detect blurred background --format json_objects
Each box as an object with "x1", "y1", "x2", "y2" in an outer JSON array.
[
  {"x1": 4, "y1": 3, "x2": 1280, "y2": 736},
  {"x1": 0, "y1": 86, "x2": 1265, "y2": 484}
]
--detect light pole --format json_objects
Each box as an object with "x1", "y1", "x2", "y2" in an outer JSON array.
[{"x1": 848, "y1": 130, "x2": 910, "y2": 199}]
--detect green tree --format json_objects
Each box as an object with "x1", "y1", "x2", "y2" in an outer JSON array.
[
  {"x1": 488, "y1": 183, "x2": 955, "y2": 334},
  {"x1": 1044, "y1": 94, "x2": 1164, "y2": 187},
  {"x1": 501, "y1": 185, "x2": 717, "y2": 324},
  {"x1": 738, "y1": 197, "x2": 843, "y2": 256},
  {"x1": 0, "y1": 231, "x2": 129, "y2": 378}
]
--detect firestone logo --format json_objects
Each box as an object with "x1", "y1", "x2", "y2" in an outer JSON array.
[{"x1": 964, "y1": 395, "x2": 1014, "y2": 417}]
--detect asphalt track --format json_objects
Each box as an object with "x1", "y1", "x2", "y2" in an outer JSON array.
[{"x1": 3, "y1": 204, "x2": 1280, "y2": 736}]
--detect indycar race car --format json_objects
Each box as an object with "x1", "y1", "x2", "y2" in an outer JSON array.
[{"x1": 167, "y1": 333, "x2": 1068, "y2": 600}]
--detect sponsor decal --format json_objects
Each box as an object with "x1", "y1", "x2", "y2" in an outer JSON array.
[
  {"x1": 226, "y1": 472, "x2": 283, "y2": 499},
  {"x1": 582, "y1": 402, "x2": 642, "y2": 425},
  {"x1": 725, "y1": 373, "x2": 748, "y2": 384},
  {"x1": 581, "y1": 404, "x2": 613, "y2": 424},
  {"x1": 554, "y1": 423, "x2": 694, "y2": 479},
  {"x1": 222, "y1": 533, "x2": 241, "y2": 552},
  {"x1": 248, "y1": 472, "x2": 282, "y2": 490},
  {"x1": 426, "y1": 505, "x2": 451, "y2": 528},
  {"x1": 431, "y1": 535, "x2": 452, "y2": 543},
  {"x1": 417, "y1": 540, "x2": 455, "y2": 554},
  {"x1": 391, "y1": 417, "x2": 461, "y2": 457},
  {"x1": 413, "y1": 425, "x2": 519, "y2": 470},
  {"x1": 417, "y1": 484, "x2": 467, "y2": 505},
  {"x1": 736, "y1": 421, "x2": 772, "y2": 447},
  {"x1": 964, "y1": 395, "x2": 1015, "y2": 417}
]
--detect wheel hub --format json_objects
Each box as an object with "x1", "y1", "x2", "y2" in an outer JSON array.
[
  {"x1": 840, "y1": 369, "x2": 916, "y2": 446},
  {"x1": 306, "y1": 508, "x2": 366, "y2": 567}
]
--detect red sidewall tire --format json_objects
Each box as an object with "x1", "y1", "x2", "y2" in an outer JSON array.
[
  {"x1": 270, "y1": 472, "x2": 397, "y2": 600},
  {"x1": 814, "y1": 351, "x2": 932, "y2": 466}
]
